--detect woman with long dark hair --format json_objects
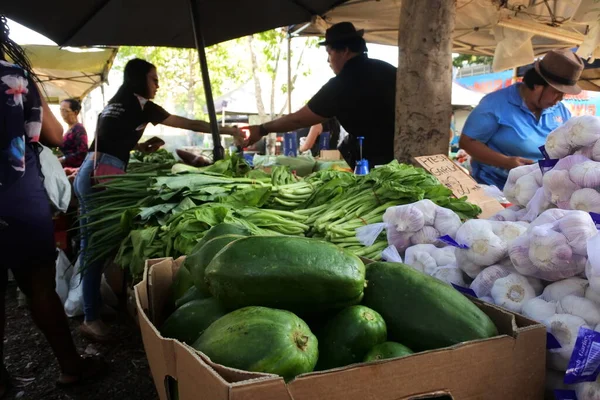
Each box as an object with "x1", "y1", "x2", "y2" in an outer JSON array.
[
  {"x1": 0, "y1": 15, "x2": 104, "y2": 395},
  {"x1": 74, "y1": 58, "x2": 241, "y2": 341}
]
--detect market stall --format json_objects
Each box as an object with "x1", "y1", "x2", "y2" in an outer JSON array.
[{"x1": 21, "y1": 44, "x2": 117, "y2": 103}]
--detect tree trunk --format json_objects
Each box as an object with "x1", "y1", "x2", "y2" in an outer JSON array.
[
  {"x1": 187, "y1": 49, "x2": 196, "y2": 119},
  {"x1": 247, "y1": 35, "x2": 267, "y2": 123},
  {"x1": 277, "y1": 43, "x2": 308, "y2": 118},
  {"x1": 394, "y1": 0, "x2": 456, "y2": 164}
]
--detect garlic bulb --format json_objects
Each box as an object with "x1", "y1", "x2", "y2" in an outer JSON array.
[
  {"x1": 592, "y1": 137, "x2": 600, "y2": 162},
  {"x1": 557, "y1": 211, "x2": 598, "y2": 256},
  {"x1": 522, "y1": 187, "x2": 553, "y2": 222},
  {"x1": 433, "y1": 206, "x2": 462, "y2": 237},
  {"x1": 522, "y1": 297, "x2": 556, "y2": 322},
  {"x1": 431, "y1": 266, "x2": 466, "y2": 286},
  {"x1": 586, "y1": 260, "x2": 600, "y2": 294},
  {"x1": 514, "y1": 173, "x2": 542, "y2": 207},
  {"x1": 575, "y1": 378, "x2": 600, "y2": 400},
  {"x1": 410, "y1": 226, "x2": 440, "y2": 246},
  {"x1": 455, "y1": 249, "x2": 484, "y2": 279},
  {"x1": 543, "y1": 169, "x2": 580, "y2": 207},
  {"x1": 491, "y1": 273, "x2": 536, "y2": 313},
  {"x1": 570, "y1": 188, "x2": 600, "y2": 213},
  {"x1": 542, "y1": 277, "x2": 588, "y2": 302},
  {"x1": 404, "y1": 249, "x2": 438, "y2": 274},
  {"x1": 528, "y1": 226, "x2": 572, "y2": 271},
  {"x1": 569, "y1": 160, "x2": 600, "y2": 188},
  {"x1": 527, "y1": 277, "x2": 544, "y2": 296},
  {"x1": 432, "y1": 246, "x2": 456, "y2": 267},
  {"x1": 546, "y1": 126, "x2": 572, "y2": 159},
  {"x1": 489, "y1": 207, "x2": 520, "y2": 222},
  {"x1": 383, "y1": 205, "x2": 424, "y2": 233},
  {"x1": 577, "y1": 145, "x2": 595, "y2": 160},
  {"x1": 386, "y1": 229, "x2": 413, "y2": 253},
  {"x1": 529, "y1": 209, "x2": 570, "y2": 230},
  {"x1": 566, "y1": 116, "x2": 600, "y2": 147},
  {"x1": 557, "y1": 295, "x2": 600, "y2": 326},
  {"x1": 412, "y1": 199, "x2": 437, "y2": 226},
  {"x1": 508, "y1": 234, "x2": 538, "y2": 277},
  {"x1": 456, "y1": 220, "x2": 508, "y2": 266},
  {"x1": 470, "y1": 264, "x2": 513, "y2": 298},
  {"x1": 490, "y1": 221, "x2": 527, "y2": 244},
  {"x1": 544, "y1": 313, "x2": 589, "y2": 371},
  {"x1": 586, "y1": 286, "x2": 600, "y2": 305}
]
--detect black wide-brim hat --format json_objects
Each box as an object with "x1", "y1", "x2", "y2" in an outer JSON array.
[{"x1": 318, "y1": 22, "x2": 364, "y2": 46}]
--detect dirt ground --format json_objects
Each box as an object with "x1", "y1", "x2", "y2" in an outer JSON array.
[{"x1": 2, "y1": 283, "x2": 158, "y2": 400}]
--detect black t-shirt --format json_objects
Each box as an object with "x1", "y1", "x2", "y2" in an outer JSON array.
[
  {"x1": 307, "y1": 54, "x2": 396, "y2": 167},
  {"x1": 91, "y1": 92, "x2": 170, "y2": 163}
]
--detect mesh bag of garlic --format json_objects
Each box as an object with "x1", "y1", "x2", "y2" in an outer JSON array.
[{"x1": 544, "y1": 115, "x2": 600, "y2": 160}]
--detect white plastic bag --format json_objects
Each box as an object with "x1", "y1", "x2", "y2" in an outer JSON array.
[
  {"x1": 39, "y1": 144, "x2": 71, "y2": 213},
  {"x1": 55, "y1": 249, "x2": 73, "y2": 305},
  {"x1": 64, "y1": 259, "x2": 83, "y2": 318}
]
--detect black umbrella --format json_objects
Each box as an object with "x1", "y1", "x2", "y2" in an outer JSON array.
[{"x1": 2, "y1": 0, "x2": 343, "y2": 159}]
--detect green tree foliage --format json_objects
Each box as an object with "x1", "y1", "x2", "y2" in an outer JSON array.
[{"x1": 452, "y1": 54, "x2": 493, "y2": 68}]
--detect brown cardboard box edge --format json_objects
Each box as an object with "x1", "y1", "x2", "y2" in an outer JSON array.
[{"x1": 136, "y1": 258, "x2": 546, "y2": 400}]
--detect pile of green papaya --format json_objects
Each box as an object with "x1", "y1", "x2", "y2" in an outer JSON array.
[{"x1": 160, "y1": 223, "x2": 499, "y2": 382}]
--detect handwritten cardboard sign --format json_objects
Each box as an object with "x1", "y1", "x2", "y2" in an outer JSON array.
[{"x1": 413, "y1": 154, "x2": 504, "y2": 219}]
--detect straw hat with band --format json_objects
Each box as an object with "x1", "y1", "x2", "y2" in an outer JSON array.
[
  {"x1": 318, "y1": 22, "x2": 365, "y2": 46},
  {"x1": 534, "y1": 49, "x2": 584, "y2": 95}
]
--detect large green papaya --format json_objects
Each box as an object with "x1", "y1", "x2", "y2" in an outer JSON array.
[
  {"x1": 204, "y1": 236, "x2": 365, "y2": 314},
  {"x1": 160, "y1": 298, "x2": 227, "y2": 345},
  {"x1": 363, "y1": 262, "x2": 498, "y2": 351},
  {"x1": 193, "y1": 306, "x2": 318, "y2": 381}
]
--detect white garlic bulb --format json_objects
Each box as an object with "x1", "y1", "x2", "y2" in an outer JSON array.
[
  {"x1": 527, "y1": 276, "x2": 544, "y2": 296},
  {"x1": 433, "y1": 206, "x2": 462, "y2": 237},
  {"x1": 528, "y1": 226, "x2": 573, "y2": 271},
  {"x1": 404, "y1": 246, "x2": 438, "y2": 274},
  {"x1": 410, "y1": 226, "x2": 440, "y2": 246},
  {"x1": 455, "y1": 248, "x2": 484, "y2": 279},
  {"x1": 508, "y1": 234, "x2": 538, "y2": 277},
  {"x1": 542, "y1": 277, "x2": 588, "y2": 302},
  {"x1": 431, "y1": 266, "x2": 466, "y2": 286},
  {"x1": 586, "y1": 286, "x2": 600, "y2": 305},
  {"x1": 383, "y1": 204, "x2": 424, "y2": 233},
  {"x1": 544, "y1": 313, "x2": 589, "y2": 371},
  {"x1": 570, "y1": 188, "x2": 600, "y2": 213},
  {"x1": 566, "y1": 116, "x2": 600, "y2": 147},
  {"x1": 412, "y1": 199, "x2": 437, "y2": 226},
  {"x1": 557, "y1": 295, "x2": 600, "y2": 326},
  {"x1": 522, "y1": 297, "x2": 557, "y2": 322},
  {"x1": 575, "y1": 378, "x2": 600, "y2": 400},
  {"x1": 546, "y1": 127, "x2": 572, "y2": 159},
  {"x1": 490, "y1": 221, "x2": 527, "y2": 244},
  {"x1": 491, "y1": 273, "x2": 536, "y2": 313},
  {"x1": 504, "y1": 165, "x2": 539, "y2": 204},
  {"x1": 513, "y1": 173, "x2": 542, "y2": 207},
  {"x1": 529, "y1": 209, "x2": 570, "y2": 230},
  {"x1": 489, "y1": 207, "x2": 520, "y2": 222},
  {"x1": 470, "y1": 264, "x2": 513, "y2": 298},
  {"x1": 592, "y1": 137, "x2": 600, "y2": 162},
  {"x1": 386, "y1": 229, "x2": 413, "y2": 253},
  {"x1": 557, "y1": 210, "x2": 598, "y2": 256},
  {"x1": 569, "y1": 160, "x2": 600, "y2": 188},
  {"x1": 431, "y1": 246, "x2": 456, "y2": 267},
  {"x1": 543, "y1": 169, "x2": 581, "y2": 207}
]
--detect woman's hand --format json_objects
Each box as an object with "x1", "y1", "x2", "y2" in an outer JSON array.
[{"x1": 504, "y1": 156, "x2": 534, "y2": 170}]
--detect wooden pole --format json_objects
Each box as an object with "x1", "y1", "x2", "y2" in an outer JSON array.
[{"x1": 394, "y1": 0, "x2": 456, "y2": 163}]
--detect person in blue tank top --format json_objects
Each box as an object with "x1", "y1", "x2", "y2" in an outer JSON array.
[{"x1": 460, "y1": 49, "x2": 584, "y2": 189}]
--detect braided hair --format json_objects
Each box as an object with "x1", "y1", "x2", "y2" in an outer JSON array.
[{"x1": 0, "y1": 15, "x2": 35, "y2": 79}]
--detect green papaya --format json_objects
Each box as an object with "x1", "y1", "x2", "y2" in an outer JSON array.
[
  {"x1": 160, "y1": 298, "x2": 227, "y2": 344},
  {"x1": 363, "y1": 342, "x2": 413, "y2": 362}
]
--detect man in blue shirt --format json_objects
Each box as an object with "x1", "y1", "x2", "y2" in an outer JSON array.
[{"x1": 460, "y1": 49, "x2": 584, "y2": 189}]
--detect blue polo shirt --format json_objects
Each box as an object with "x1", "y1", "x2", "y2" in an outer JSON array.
[{"x1": 462, "y1": 83, "x2": 571, "y2": 189}]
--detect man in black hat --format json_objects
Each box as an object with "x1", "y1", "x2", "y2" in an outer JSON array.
[{"x1": 244, "y1": 22, "x2": 397, "y2": 168}]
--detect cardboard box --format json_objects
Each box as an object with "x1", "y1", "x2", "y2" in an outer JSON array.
[
  {"x1": 413, "y1": 154, "x2": 505, "y2": 219},
  {"x1": 136, "y1": 257, "x2": 546, "y2": 400},
  {"x1": 319, "y1": 150, "x2": 342, "y2": 161}
]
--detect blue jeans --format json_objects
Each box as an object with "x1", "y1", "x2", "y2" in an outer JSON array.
[{"x1": 73, "y1": 153, "x2": 125, "y2": 322}]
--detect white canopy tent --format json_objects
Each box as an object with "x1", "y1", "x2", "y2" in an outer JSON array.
[
  {"x1": 20, "y1": 45, "x2": 118, "y2": 103},
  {"x1": 208, "y1": 76, "x2": 484, "y2": 116},
  {"x1": 291, "y1": 0, "x2": 600, "y2": 72}
]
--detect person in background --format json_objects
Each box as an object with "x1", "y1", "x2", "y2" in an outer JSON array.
[
  {"x1": 459, "y1": 49, "x2": 583, "y2": 189},
  {"x1": 74, "y1": 58, "x2": 242, "y2": 341},
  {"x1": 0, "y1": 15, "x2": 104, "y2": 394},
  {"x1": 244, "y1": 22, "x2": 397, "y2": 168},
  {"x1": 58, "y1": 98, "x2": 88, "y2": 168},
  {"x1": 299, "y1": 118, "x2": 341, "y2": 156}
]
